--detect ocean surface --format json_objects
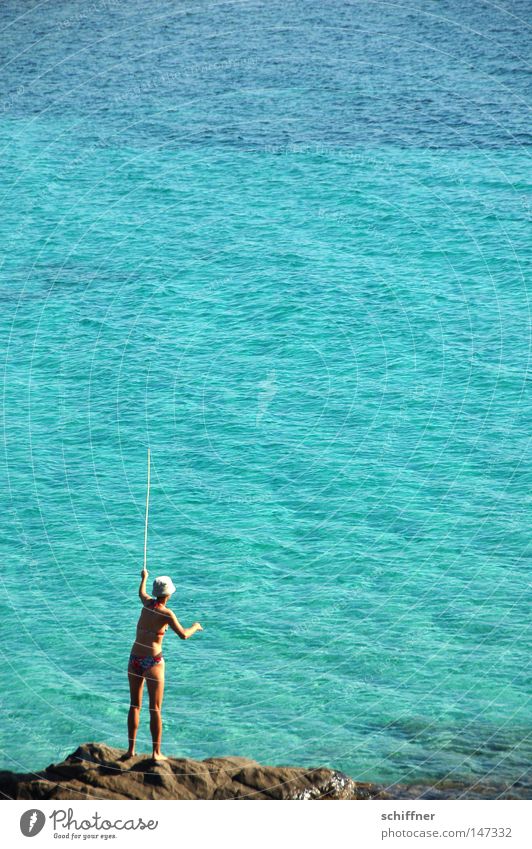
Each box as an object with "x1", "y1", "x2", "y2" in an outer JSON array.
[{"x1": 0, "y1": 0, "x2": 530, "y2": 790}]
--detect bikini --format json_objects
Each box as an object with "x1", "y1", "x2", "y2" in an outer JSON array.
[
  {"x1": 129, "y1": 599, "x2": 166, "y2": 673},
  {"x1": 129, "y1": 653, "x2": 163, "y2": 673}
]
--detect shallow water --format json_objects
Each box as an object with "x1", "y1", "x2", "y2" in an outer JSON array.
[{"x1": 0, "y1": 0, "x2": 530, "y2": 786}]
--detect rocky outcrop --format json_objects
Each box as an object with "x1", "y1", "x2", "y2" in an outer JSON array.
[
  {"x1": 0, "y1": 743, "x2": 386, "y2": 800},
  {"x1": 1, "y1": 743, "x2": 529, "y2": 800}
]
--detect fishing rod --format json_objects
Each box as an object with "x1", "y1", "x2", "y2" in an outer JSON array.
[{"x1": 143, "y1": 447, "x2": 150, "y2": 571}]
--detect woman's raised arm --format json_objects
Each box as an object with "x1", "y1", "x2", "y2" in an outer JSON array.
[{"x1": 138, "y1": 568, "x2": 151, "y2": 603}]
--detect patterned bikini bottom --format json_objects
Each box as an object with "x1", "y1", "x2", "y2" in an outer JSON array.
[{"x1": 128, "y1": 653, "x2": 163, "y2": 674}]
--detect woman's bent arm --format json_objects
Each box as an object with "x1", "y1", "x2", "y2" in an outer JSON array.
[{"x1": 168, "y1": 612, "x2": 203, "y2": 640}]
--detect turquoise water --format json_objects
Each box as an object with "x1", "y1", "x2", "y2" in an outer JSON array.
[{"x1": 0, "y1": 1, "x2": 530, "y2": 787}]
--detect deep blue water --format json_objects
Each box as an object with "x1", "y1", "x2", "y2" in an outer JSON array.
[{"x1": 0, "y1": 0, "x2": 530, "y2": 787}]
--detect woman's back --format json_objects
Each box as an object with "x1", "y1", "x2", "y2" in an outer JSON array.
[{"x1": 133, "y1": 600, "x2": 169, "y2": 655}]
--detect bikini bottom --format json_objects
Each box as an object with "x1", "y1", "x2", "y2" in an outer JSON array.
[{"x1": 129, "y1": 653, "x2": 163, "y2": 674}]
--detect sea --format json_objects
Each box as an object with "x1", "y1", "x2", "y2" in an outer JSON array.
[{"x1": 0, "y1": 0, "x2": 530, "y2": 792}]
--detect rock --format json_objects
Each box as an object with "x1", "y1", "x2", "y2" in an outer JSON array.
[
  {"x1": 0, "y1": 743, "x2": 387, "y2": 801},
  {"x1": 0, "y1": 743, "x2": 528, "y2": 800}
]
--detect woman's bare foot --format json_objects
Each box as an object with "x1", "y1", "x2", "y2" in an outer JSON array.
[
  {"x1": 151, "y1": 752, "x2": 168, "y2": 762},
  {"x1": 119, "y1": 750, "x2": 135, "y2": 761}
]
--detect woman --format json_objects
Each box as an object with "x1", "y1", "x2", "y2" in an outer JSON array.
[{"x1": 125, "y1": 569, "x2": 203, "y2": 761}]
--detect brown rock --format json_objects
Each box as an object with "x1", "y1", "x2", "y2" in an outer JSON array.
[
  {"x1": 1, "y1": 743, "x2": 528, "y2": 800},
  {"x1": 0, "y1": 742, "x2": 384, "y2": 801}
]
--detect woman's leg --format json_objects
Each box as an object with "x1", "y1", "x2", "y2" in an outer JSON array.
[
  {"x1": 146, "y1": 661, "x2": 166, "y2": 760},
  {"x1": 126, "y1": 666, "x2": 145, "y2": 757}
]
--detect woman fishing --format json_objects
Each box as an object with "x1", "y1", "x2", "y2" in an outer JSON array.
[{"x1": 124, "y1": 569, "x2": 203, "y2": 761}]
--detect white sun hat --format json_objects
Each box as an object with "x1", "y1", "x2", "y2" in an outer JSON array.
[{"x1": 152, "y1": 576, "x2": 176, "y2": 597}]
